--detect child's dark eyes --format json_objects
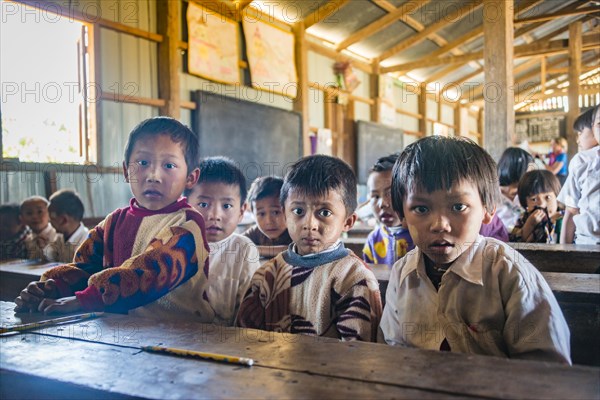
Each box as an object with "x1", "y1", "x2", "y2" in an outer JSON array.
[
  {"x1": 164, "y1": 163, "x2": 176, "y2": 169},
  {"x1": 136, "y1": 160, "x2": 148, "y2": 166},
  {"x1": 291, "y1": 208, "x2": 304, "y2": 216},
  {"x1": 318, "y1": 209, "x2": 333, "y2": 217},
  {"x1": 198, "y1": 202, "x2": 209, "y2": 208},
  {"x1": 257, "y1": 212, "x2": 266, "y2": 217},
  {"x1": 452, "y1": 204, "x2": 468, "y2": 212},
  {"x1": 223, "y1": 204, "x2": 233, "y2": 210},
  {"x1": 412, "y1": 206, "x2": 428, "y2": 214}
]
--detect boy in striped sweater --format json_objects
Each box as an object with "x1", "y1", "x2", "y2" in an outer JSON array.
[{"x1": 237, "y1": 155, "x2": 382, "y2": 341}]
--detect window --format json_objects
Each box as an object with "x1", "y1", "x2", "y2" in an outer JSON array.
[{"x1": 1, "y1": 2, "x2": 94, "y2": 164}]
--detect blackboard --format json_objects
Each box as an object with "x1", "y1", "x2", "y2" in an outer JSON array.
[
  {"x1": 192, "y1": 90, "x2": 302, "y2": 183},
  {"x1": 356, "y1": 120, "x2": 404, "y2": 184}
]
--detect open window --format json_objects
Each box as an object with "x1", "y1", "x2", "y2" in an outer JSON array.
[{"x1": 1, "y1": 4, "x2": 95, "y2": 164}]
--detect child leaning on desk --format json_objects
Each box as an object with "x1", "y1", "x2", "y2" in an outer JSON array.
[
  {"x1": 185, "y1": 156, "x2": 261, "y2": 326},
  {"x1": 14, "y1": 117, "x2": 213, "y2": 321},
  {"x1": 379, "y1": 136, "x2": 571, "y2": 364},
  {"x1": 237, "y1": 155, "x2": 382, "y2": 341}
]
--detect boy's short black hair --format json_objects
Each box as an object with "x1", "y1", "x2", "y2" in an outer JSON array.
[
  {"x1": 280, "y1": 155, "x2": 357, "y2": 216},
  {"x1": 497, "y1": 147, "x2": 535, "y2": 187},
  {"x1": 124, "y1": 117, "x2": 199, "y2": 173},
  {"x1": 391, "y1": 136, "x2": 500, "y2": 218},
  {"x1": 517, "y1": 170, "x2": 561, "y2": 209},
  {"x1": 369, "y1": 153, "x2": 399, "y2": 173},
  {"x1": 48, "y1": 189, "x2": 85, "y2": 221},
  {"x1": 573, "y1": 107, "x2": 595, "y2": 132},
  {"x1": 0, "y1": 204, "x2": 21, "y2": 221},
  {"x1": 247, "y1": 176, "x2": 284, "y2": 205},
  {"x1": 187, "y1": 156, "x2": 247, "y2": 204}
]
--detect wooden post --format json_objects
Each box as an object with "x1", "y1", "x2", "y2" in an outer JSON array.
[
  {"x1": 293, "y1": 21, "x2": 310, "y2": 156},
  {"x1": 483, "y1": 0, "x2": 514, "y2": 159},
  {"x1": 566, "y1": 21, "x2": 582, "y2": 161},
  {"x1": 418, "y1": 83, "x2": 427, "y2": 136},
  {"x1": 370, "y1": 63, "x2": 380, "y2": 123},
  {"x1": 540, "y1": 56, "x2": 546, "y2": 94},
  {"x1": 454, "y1": 105, "x2": 462, "y2": 136},
  {"x1": 157, "y1": 0, "x2": 180, "y2": 118}
]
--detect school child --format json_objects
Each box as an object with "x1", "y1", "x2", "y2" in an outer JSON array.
[
  {"x1": 573, "y1": 107, "x2": 598, "y2": 151},
  {"x1": 362, "y1": 154, "x2": 414, "y2": 265},
  {"x1": 558, "y1": 105, "x2": 600, "y2": 244},
  {"x1": 243, "y1": 176, "x2": 292, "y2": 258},
  {"x1": 14, "y1": 117, "x2": 212, "y2": 321},
  {"x1": 237, "y1": 155, "x2": 382, "y2": 341},
  {"x1": 0, "y1": 204, "x2": 31, "y2": 260},
  {"x1": 379, "y1": 136, "x2": 571, "y2": 364},
  {"x1": 43, "y1": 189, "x2": 90, "y2": 263},
  {"x1": 185, "y1": 156, "x2": 261, "y2": 326},
  {"x1": 510, "y1": 170, "x2": 562, "y2": 243},
  {"x1": 21, "y1": 196, "x2": 58, "y2": 260},
  {"x1": 544, "y1": 137, "x2": 568, "y2": 185},
  {"x1": 495, "y1": 147, "x2": 535, "y2": 232}
]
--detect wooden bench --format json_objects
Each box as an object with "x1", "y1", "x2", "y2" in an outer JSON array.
[
  {"x1": 344, "y1": 238, "x2": 600, "y2": 274},
  {"x1": 1, "y1": 301, "x2": 597, "y2": 399}
]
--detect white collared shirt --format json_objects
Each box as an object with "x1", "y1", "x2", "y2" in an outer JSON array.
[{"x1": 379, "y1": 236, "x2": 571, "y2": 364}]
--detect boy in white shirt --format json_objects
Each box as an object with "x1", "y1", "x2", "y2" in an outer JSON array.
[
  {"x1": 21, "y1": 196, "x2": 57, "y2": 259},
  {"x1": 558, "y1": 105, "x2": 600, "y2": 244},
  {"x1": 44, "y1": 189, "x2": 90, "y2": 263},
  {"x1": 186, "y1": 156, "x2": 260, "y2": 326},
  {"x1": 379, "y1": 136, "x2": 571, "y2": 364}
]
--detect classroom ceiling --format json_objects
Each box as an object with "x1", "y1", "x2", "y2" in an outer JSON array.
[{"x1": 245, "y1": 0, "x2": 600, "y2": 109}]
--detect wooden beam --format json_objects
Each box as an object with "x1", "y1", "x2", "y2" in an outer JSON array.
[
  {"x1": 385, "y1": 35, "x2": 600, "y2": 72},
  {"x1": 567, "y1": 21, "x2": 582, "y2": 160},
  {"x1": 418, "y1": 83, "x2": 427, "y2": 136},
  {"x1": 335, "y1": 0, "x2": 429, "y2": 51},
  {"x1": 541, "y1": 57, "x2": 547, "y2": 93},
  {"x1": 305, "y1": 37, "x2": 373, "y2": 74},
  {"x1": 157, "y1": 0, "x2": 181, "y2": 117},
  {"x1": 483, "y1": 0, "x2": 514, "y2": 158},
  {"x1": 293, "y1": 22, "x2": 311, "y2": 157},
  {"x1": 303, "y1": 0, "x2": 350, "y2": 30},
  {"x1": 370, "y1": 63, "x2": 381, "y2": 123},
  {"x1": 375, "y1": 0, "x2": 483, "y2": 62},
  {"x1": 514, "y1": 6, "x2": 599, "y2": 26}
]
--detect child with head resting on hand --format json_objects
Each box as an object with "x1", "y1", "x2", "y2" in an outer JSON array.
[
  {"x1": 15, "y1": 117, "x2": 212, "y2": 323},
  {"x1": 379, "y1": 136, "x2": 570, "y2": 364},
  {"x1": 237, "y1": 155, "x2": 382, "y2": 341}
]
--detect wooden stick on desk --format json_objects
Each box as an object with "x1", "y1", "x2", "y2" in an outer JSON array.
[
  {"x1": 0, "y1": 312, "x2": 104, "y2": 334},
  {"x1": 141, "y1": 345, "x2": 254, "y2": 367}
]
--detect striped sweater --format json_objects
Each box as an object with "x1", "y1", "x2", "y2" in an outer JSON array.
[
  {"x1": 237, "y1": 243, "x2": 382, "y2": 341},
  {"x1": 41, "y1": 198, "x2": 212, "y2": 319}
]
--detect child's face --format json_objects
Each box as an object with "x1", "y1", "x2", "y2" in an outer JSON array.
[
  {"x1": 48, "y1": 211, "x2": 68, "y2": 235},
  {"x1": 20, "y1": 200, "x2": 49, "y2": 234},
  {"x1": 253, "y1": 195, "x2": 286, "y2": 240},
  {"x1": 123, "y1": 134, "x2": 199, "y2": 211},
  {"x1": 576, "y1": 128, "x2": 598, "y2": 151},
  {"x1": 284, "y1": 188, "x2": 356, "y2": 256},
  {"x1": 367, "y1": 170, "x2": 401, "y2": 228},
  {"x1": 0, "y1": 214, "x2": 23, "y2": 239},
  {"x1": 525, "y1": 191, "x2": 558, "y2": 216},
  {"x1": 402, "y1": 180, "x2": 492, "y2": 267},
  {"x1": 187, "y1": 182, "x2": 245, "y2": 242}
]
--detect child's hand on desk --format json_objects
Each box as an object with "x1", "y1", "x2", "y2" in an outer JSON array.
[
  {"x1": 38, "y1": 296, "x2": 82, "y2": 314},
  {"x1": 14, "y1": 279, "x2": 59, "y2": 312}
]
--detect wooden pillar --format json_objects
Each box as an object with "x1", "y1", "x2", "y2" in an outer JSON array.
[
  {"x1": 566, "y1": 21, "x2": 582, "y2": 160},
  {"x1": 293, "y1": 21, "x2": 311, "y2": 156},
  {"x1": 343, "y1": 100, "x2": 356, "y2": 169},
  {"x1": 454, "y1": 105, "x2": 462, "y2": 137},
  {"x1": 540, "y1": 57, "x2": 546, "y2": 94},
  {"x1": 370, "y1": 63, "x2": 380, "y2": 123},
  {"x1": 483, "y1": 0, "x2": 514, "y2": 159},
  {"x1": 418, "y1": 83, "x2": 427, "y2": 136},
  {"x1": 157, "y1": 0, "x2": 180, "y2": 118}
]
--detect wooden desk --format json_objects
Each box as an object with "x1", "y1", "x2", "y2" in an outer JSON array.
[
  {"x1": 1, "y1": 302, "x2": 598, "y2": 399},
  {"x1": 0, "y1": 260, "x2": 60, "y2": 302},
  {"x1": 344, "y1": 239, "x2": 600, "y2": 274}
]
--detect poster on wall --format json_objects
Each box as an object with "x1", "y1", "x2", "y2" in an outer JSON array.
[
  {"x1": 187, "y1": 2, "x2": 241, "y2": 85},
  {"x1": 242, "y1": 19, "x2": 297, "y2": 98}
]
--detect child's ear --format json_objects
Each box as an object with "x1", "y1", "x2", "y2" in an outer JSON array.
[
  {"x1": 122, "y1": 161, "x2": 130, "y2": 183},
  {"x1": 482, "y1": 206, "x2": 496, "y2": 225},
  {"x1": 237, "y1": 202, "x2": 247, "y2": 223},
  {"x1": 185, "y1": 167, "x2": 200, "y2": 189},
  {"x1": 342, "y1": 212, "x2": 358, "y2": 232}
]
